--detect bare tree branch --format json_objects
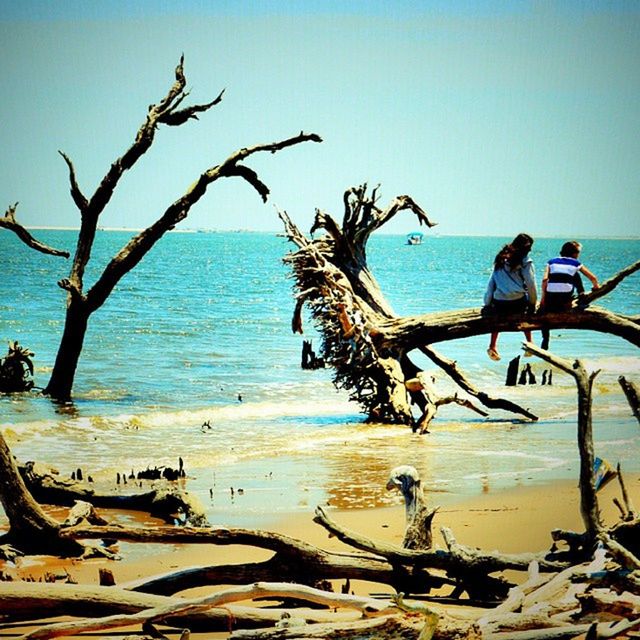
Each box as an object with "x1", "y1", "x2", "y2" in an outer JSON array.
[
  {"x1": 522, "y1": 342, "x2": 603, "y2": 541},
  {"x1": 58, "y1": 152, "x2": 88, "y2": 213},
  {"x1": 0, "y1": 203, "x2": 70, "y2": 258},
  {"x1": 577, "y1": 259, "x2": 640, "y2": 307},
  {"x1": 85, "y1": 131, "x2": 321, "y2": 312},
  {"x1": 420, "y1": 346, "x2": 538, "y2": 421}
]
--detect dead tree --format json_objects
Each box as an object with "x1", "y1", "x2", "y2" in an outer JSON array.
[
  {"x1": 0, "y1": 341, "x2": 35, "y2": 392},
  {"x1": 40, "y1": 56, "x2": 320, "y2": 401},
  {"x1": 522, "y1": 343, "x2": 603, "y2": 544},
  {"x1": 0, "y1": 202, "x2": 70, "y2": 258},
  {"x1": 0, "y1": 431, "x2": 84, "y2": 556},
  {"x1": 280, "y1": 185, "x2": 640, "y2": 429}
]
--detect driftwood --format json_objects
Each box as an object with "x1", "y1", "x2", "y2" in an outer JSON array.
[
  {"x1": 405, "y1": 375, "x2": 488, "y2": 434},
  {"x1": 279, "y1": 188, "x2": 639, "y2": 429},
  {"x1": 18, "y1": 582, "x2": 395, "y2": 640},
  {"x1": 0, "y1": 582, "x2": 369, "y2": 630},
  {"x1": 522, "y1": 343, "x2": 602, "y2": 543},
  {"x1": 0, "y1": 202, "x2": 70, "y2": 257},
  {"x1": 2, "y1": 341, "x2": 640, "y2": 637},
  {"x1": 0, "y1": 340, "x2": 35, "y2": 392},
  {"x1": 386, "y1": 465, "x2": 438, "y2": 549},
  {"x1": 60, "y1": 522, "x2": 453, "y2": 597},
  {"x1": 19, "y1": 460, "x2": 207, "y2": 526},
  {"x1": 301, "y1": 339, "x2": 324, "y2": 369},
  {"x1": 619, "y1": 375, "x2": 640, "y2": 424}
]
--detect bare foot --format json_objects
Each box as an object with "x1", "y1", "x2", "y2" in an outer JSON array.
[{"x1": 487, "y1": 347, "x2": 501, "y2": 361}]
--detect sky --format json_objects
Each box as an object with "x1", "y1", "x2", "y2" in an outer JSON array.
[{"x1": 1, "y1": 1, "x2": 639, "y2": 237}]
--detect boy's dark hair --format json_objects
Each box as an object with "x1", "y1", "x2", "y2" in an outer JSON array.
[{"x1": 560, "y1": 241, "x2": 582, "y2": 258}]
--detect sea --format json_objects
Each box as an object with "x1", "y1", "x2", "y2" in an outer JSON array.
[{"x1": 1, "y1": 230, "x2": 639, "y2": 527}]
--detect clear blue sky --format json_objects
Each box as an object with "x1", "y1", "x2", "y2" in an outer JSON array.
[{"x1": 1, "y1": 1, "x2": 639, "y2": 236}]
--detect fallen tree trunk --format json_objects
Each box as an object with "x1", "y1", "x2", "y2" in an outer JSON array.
[
  {"x1": 280, "y1": 188, "x2": 640, "y2": 429},
  {"x1": 18, "y1": 582, "x2": 395, "y2": 640},
  {"x1": 0, "y1": 582, "x2": 366, "y2": 631},
  {"x1": 19, "y1": 460, "x2": 207, "y2": 526},
  {"x1": 381, "y1": 306, "x2": 640, "y2": 352},
  {"x1": 60, "y1": 522, "x2": 453, "y2": 597}
]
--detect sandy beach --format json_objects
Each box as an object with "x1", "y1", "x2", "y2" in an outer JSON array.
[{"x1": 2, "y1": 473, "x2": 638, "y2": 638}]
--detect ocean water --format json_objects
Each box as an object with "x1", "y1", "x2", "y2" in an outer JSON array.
[{"x1": 1, "y1": 230, "x2": 639, "y2": 526}]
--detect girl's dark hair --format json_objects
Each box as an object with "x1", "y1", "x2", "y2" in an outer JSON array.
[{"x1": 494, "y1": 233, "x2": 534, "y2": 270}]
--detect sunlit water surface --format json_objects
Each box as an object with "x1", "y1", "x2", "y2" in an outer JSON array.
[{"x1": 1, "y1": 231, "x2": 638, "y2": 526}]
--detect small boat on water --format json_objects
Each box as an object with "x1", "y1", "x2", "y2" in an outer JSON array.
[{"x1": 406, "y1": 231, "x2": 424, "y2": 245}]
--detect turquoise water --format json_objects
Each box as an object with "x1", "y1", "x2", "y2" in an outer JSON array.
[{"x1": 1, "y1": 230, "x2": 639, "y2": 525}]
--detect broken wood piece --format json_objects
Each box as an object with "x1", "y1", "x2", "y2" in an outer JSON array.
[
  {"x1": 619, "y1": 375, "x2": 640, "y2": 424},
  {"x1": 616, "y1": 462, "x2": 637, "y2": 521},
  {"x1": 19, "y1": 461, "x2": 207, "y2": 527},
  {"x1": 20, "y1": 581, "x2": 396, "y2": 640}
]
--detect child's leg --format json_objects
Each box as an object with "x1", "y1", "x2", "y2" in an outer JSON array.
[
  {"x1": 541, "y1": 328, "x2": 550, "y2": 350},
  {"x1": 487, "y1": 332, "x2": 500, "y2": 360}
]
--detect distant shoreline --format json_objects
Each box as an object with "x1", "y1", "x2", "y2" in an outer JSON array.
[{"x1": 24, "y1": 227, "x2": 640, "y2": 240}]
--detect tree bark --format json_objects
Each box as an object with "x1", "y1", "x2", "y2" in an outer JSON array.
[
  {"x1": 0, "y1": 432, "x2": 82, "y2": 556},
  {"x1": 0, "y1": 202, "x2": 70, "y2": 257},
  {"x1": 280, "y1": 187, "x2": 639, "y2": 428},
  {"x1": 43, "y1": 301, "x2": 89, "y2": 400}
]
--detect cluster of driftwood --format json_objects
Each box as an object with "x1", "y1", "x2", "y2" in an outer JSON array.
[
  {"x1": 1, "y1": 344, "x2": 639, "y2": 639},
  {"x1": 279, "y1": 185, "x2": 640, "y2": 432}
]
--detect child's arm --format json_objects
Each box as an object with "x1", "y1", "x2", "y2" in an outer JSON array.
[
  {"x1": 484, "y1": 273, "x2": 496, "y2": 306},
  {"x1": 579, "y1": 265, "x2": 599, "y2": 289},
  {"x1": 540, "y1": 264, "x2": 550, "y2": 308}
]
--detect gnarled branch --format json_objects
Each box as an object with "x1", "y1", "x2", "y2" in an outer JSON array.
[{"x1": 0, "y1": 202, "x2": 70, "y2": 257}]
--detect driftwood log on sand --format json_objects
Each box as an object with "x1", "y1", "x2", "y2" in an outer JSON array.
[{"x1": 1, "y1": 346, "x2": 640, "y2": 638}]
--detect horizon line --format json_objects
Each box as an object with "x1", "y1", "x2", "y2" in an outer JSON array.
[{"x1": 23, "y1": 226, "x2": 640, "y2": 240}]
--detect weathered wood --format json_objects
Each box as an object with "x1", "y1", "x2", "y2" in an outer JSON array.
[
  {"x1": 20, "y1": 460, "x2": 207, "y2": 526},
  {"x1": 63, "y1": 521, "x2": 447, "y2": 597},
  {"x1": 0, "y1": 582, "x2": 364, "y2": 631},
  {"x1": 42, "y1": 57, "x2": 321, "y2": 401},
  {"x1": 484, "y1": 617, "x2": 640, "y2": 640},
  {"x1": 616, "y1": 462, "x2": 637, "y2": 520},
  {"x1": 386, "y1": 465, "x2": 437, "y2": 549},
  {"x1": 228, "y1": 616, "x2": 427, "y2": 640},
  {"x1": 619, "y1": 375, "x2": 640, "y2": 424},
  {"x1": 577, "y1": 587, "x2": 640, "y2": 617},
  {"x1": 0, "y1": 202, "x2": 70, "y2": 257},
  {"x1": 383, "y1": 306, "x2": 640, "y2": 353},
  {"x1": 312, "y1": 506, "x2": 566, "y2": 574},
  {"x1": 280, "y1": 188, "x2": 639, "y2": 429},
  {"x1": 506, "y1": 356, "x2": 520, "y2": 387},
  {"x1": 405, "y1": 375, "x2": 488, "y2": 434},
  {"x1": 522, "y1": 343, "x2": 603, "y2": 543},
  {"x1": 0, "y1": 432, "x2": 82, "y2": 556},
  {"x1": 420, "y1": 347, "x2": 537, "y2": 420},
  {"x1": 578, "y1": 259, "x2": 640, "y2": 307},
  {"x1": 21, "y1": 582, "x2": 395, "y2": 640}
]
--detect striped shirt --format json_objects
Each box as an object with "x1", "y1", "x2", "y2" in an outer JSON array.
[{"x1": 546, "y1": 256, "x2": 581, "y2": 294}]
